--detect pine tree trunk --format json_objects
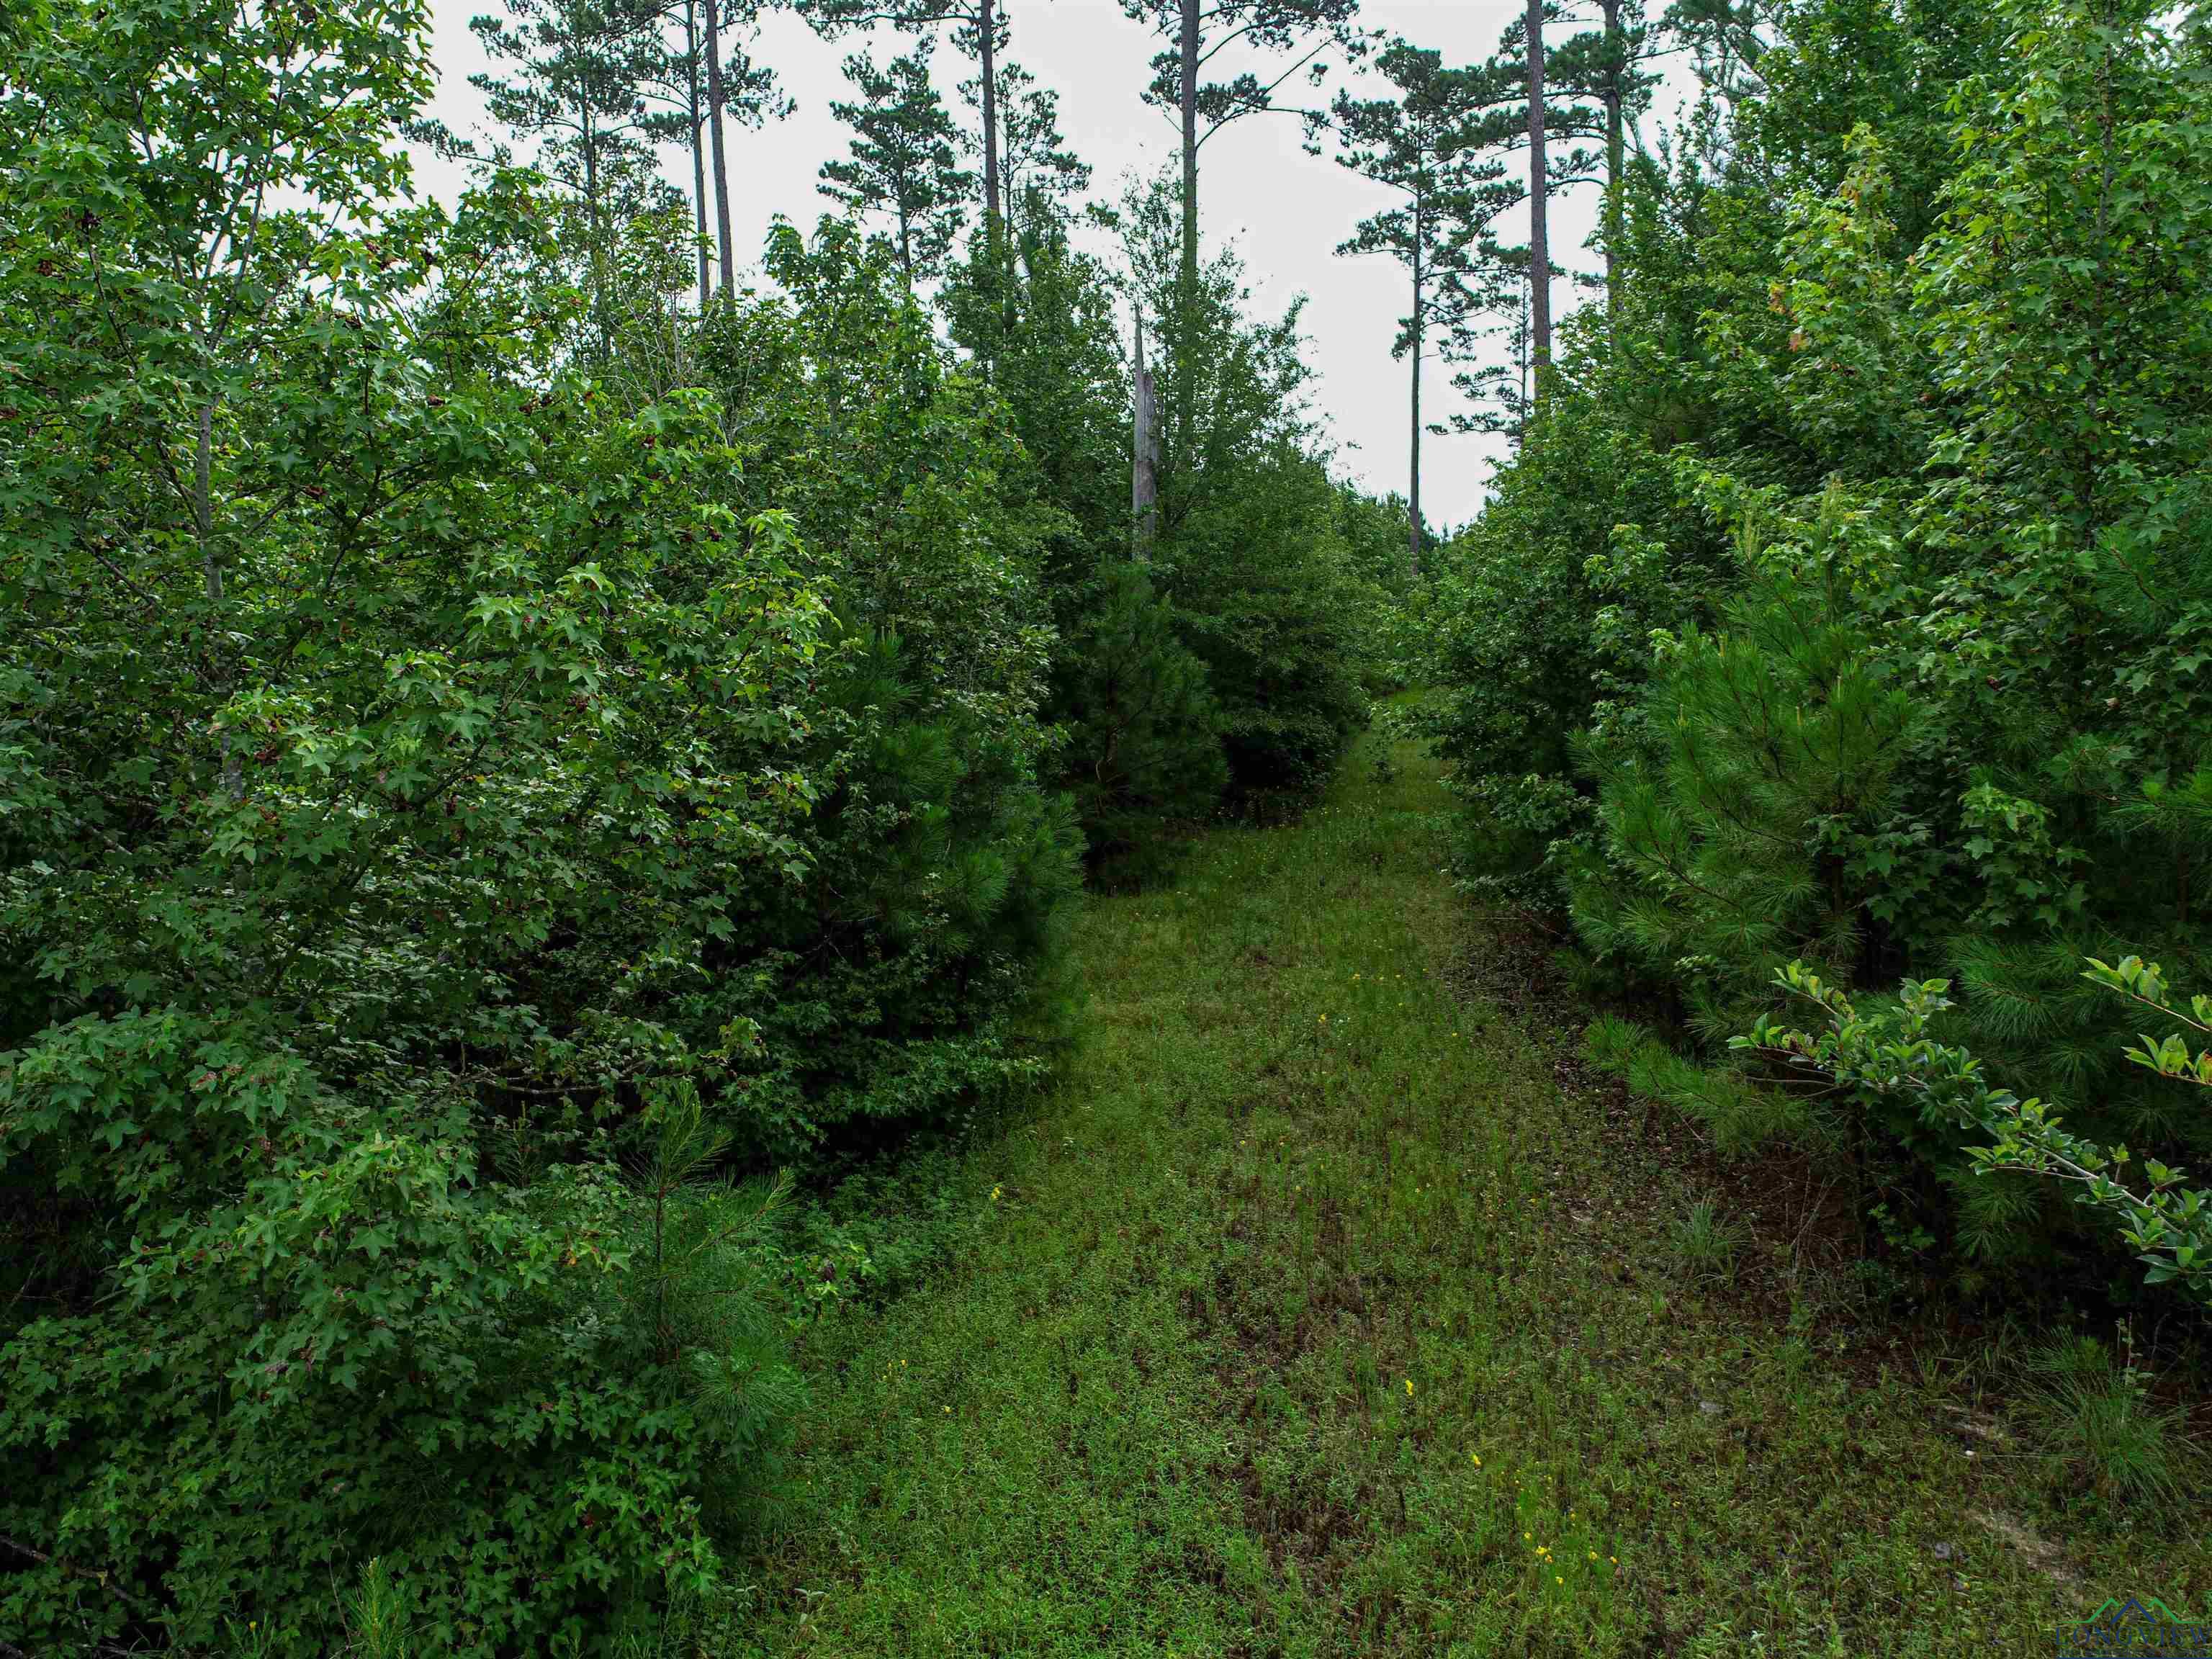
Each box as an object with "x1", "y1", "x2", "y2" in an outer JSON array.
[
  {"x1": 979, "y1": 0, "x2": 1002, "y2": 227},
  {"x1": 581, "y1": 106, "x2": 612, "y2": 358},
  {"x1": 1176, "y1": 0, "x2": 1200, "y2": 462},
  {"x1": 1601, "y1": 0, "x2": 1622, "y2": 335},
  {"x1": 1133, "y1": 310, "x2": 1159, "y2": 557},
  {"x1": 1408, "y1": 189, "x2": 1422, "y2": 582},
  {"x1": 1525, "y1": 0, "x2": 1552, "y2": 396},
  {"x1": 1516, "y1": 274, "x2": 1531, "y2": 425},
  {"x1": 686, "y1": 0, "x2": 710, "y2": 309},
  {"x1": 978, "y1": 0, "x2": 1010, "y2": 353},
  {"x1": 704, "y1": 0, "x2": 736, "y2": 300}
]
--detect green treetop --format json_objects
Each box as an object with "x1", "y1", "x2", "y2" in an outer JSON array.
[
  {"x1": 1322, "y1": 40, "x2": 1514, "y2": 575},
  {"x1": 820, "y1": 44, "x2": 975, "y2": 287}
]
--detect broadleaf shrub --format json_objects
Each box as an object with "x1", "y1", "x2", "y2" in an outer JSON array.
[
  {"x1": 1427, "y1": 0, "x2": 2212, "y2": 1300},
  {"x1": 0, "y1": 3, "x2": 1082, "y2": 1645}
]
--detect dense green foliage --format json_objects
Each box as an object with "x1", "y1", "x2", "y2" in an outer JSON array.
[
  {"x1": 1421, "y1": 0, "x2": 2212, "y2": 1307},
  {"x1": 1744, "y1": 958, "x2": 2212, "y2": 1308},
  {"x1": 18, "y1": 0, "x2": 2206, "y2": 1638},
  {"x1": 0, "y1": 0, "x2": 1382, "y2": 1645},
  {"x1": 0, "y1": 4, "x2": 1082, "y2": 1645},
  {"x1": 708, "y1": 727, "x2": 2208, "y2": 1655},
  {"x1": 1118, "y1": 181, "x2": 1371, "y2": 800}
]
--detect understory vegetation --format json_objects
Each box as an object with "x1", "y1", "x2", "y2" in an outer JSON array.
[
  {"x1": 3, "y1": 0, "x2": 2208, "y2": 1647},
  {"x1": 1418, "y1": 0, "x2": 2212, "y2": 1328},
  {"x1": 705, "y1": 728, "x2": 2209, "y2": 1656},
  {"x1": 0, "y1": 1, "x2": 1377, "y2": 1647}
]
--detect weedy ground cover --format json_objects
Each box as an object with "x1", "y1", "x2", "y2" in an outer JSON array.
[{"x1": 716, "y1": 727, "x2": 2207, "y2": 1657}]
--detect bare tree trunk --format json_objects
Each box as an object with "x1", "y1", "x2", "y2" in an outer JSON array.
[
  {"x1": 704, "y1": 0, "x2": 736, "y2": 300},
  {"x1": 1516, "y1": 274, "x2": 1531, "y2": 428},
  {"x1": 1175, "y1": 0, "x2": 1200, "y2": 459},
  {"x1": 1601, "y1": 0, "x2": 1622, "y2": 336},
  {"x1": 977, "y1": 0, "x2": 1012, "y2": 349},
  {"x1": 979, "y1": 0, "x2": 1002, "y2": 227},
  {"x1": 1408, "y1": 189, "x2": 1422, "y2": 582},
  {"x1": 1526, "y1": 0, "x2": 1552, "y2": 396},
  {"x1": 686, "y1": 0, "x2": 711, "y2": 309},
  {"x1": 1133, "y1": 310, "x2": 1159, "y2": 555}
]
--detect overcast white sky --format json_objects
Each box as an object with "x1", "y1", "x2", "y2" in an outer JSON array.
[{"x1": 421, "y1": 0, "x2": 1646, "y2": 529}]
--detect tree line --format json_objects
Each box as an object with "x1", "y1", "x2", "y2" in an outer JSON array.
[
  {"x1": 1416, "y1": 0, "x2": 2212, "y2": 1323},
  {"x1": 426, "y1": 0, "x2": 1665, "y2": 572},
  {"x1": 0, "y1": 0, "x2": 1421, "y2": 1647}
]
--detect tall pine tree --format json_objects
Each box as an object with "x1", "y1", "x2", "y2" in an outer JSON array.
[
  {"x1": 821, "y1": 45, "x2": 974, "y2": 287},
  {"x1": 1540, "y1": 0, "x2": 1660, "y2": 323},
  {"x1": 1119, "y1": 0, "x2": 1362, "y2": 455},
  {"x1": 804, "y1": 0, "x2": 1015, "y2": 339},
  {"x1": 649, "y1": 0, "x2": 788, "y2": 305},
  {"x1": 469, "y1": 0, "x2": 673, "y2": 350},
  {"x1": 979, "y1": 63, "x2": 1091, "y2": 240},
  {"x1": 1322, "y1": 40, "x2": 1511, "y2": 575},
  {"x1": 1439, "y1": 2, "x2": 1605, "y2": 416}
]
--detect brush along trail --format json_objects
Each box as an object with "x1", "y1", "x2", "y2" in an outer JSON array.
[{"x1": 731, "y1": 725, "x2": 2184, "y2": 1658}]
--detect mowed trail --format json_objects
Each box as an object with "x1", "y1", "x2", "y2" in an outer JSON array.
[{"x1": 727, "y1": 726, "x2": 2154, "y2": 1658}]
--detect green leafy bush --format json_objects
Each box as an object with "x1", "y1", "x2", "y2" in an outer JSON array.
[
  {"x1": 1417, "y1": 398, "x2": 1723, "y2": 903},
  {"x1": 1739, "y1": 958, "x2": 2212, "y2": 1308},
  {"x1": 1120, "y1": 178, "x2": 1369, "y2": 801},
  {"x1": 0, "y1": 3, "x2": 1080, "y2": 1646},
  {"x1": 0, "y1": 1017, "x2": 798, "y2": 1655},
  {"x1": 1569, "y1": 516, "x2": 1921, "y2": 1041},
  {"x1": 1164, "y1": 444, "x2": 1369, "y2": 799},
  {"x1": 1431, "y1": 0, "x2": 2212, "y2": 1298},
  {"x1": 942, "y1": 203, "x2": 1238, "y2": 872}
]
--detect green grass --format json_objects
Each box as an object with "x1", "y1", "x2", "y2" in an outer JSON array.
[{"x1": 720, "y1": 727, "x2": 2207, "y2": 1656}]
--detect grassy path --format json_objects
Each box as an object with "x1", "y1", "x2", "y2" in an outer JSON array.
[{"x1": 730, "y1": 727, "x2": 2195, "y2": 1656}]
